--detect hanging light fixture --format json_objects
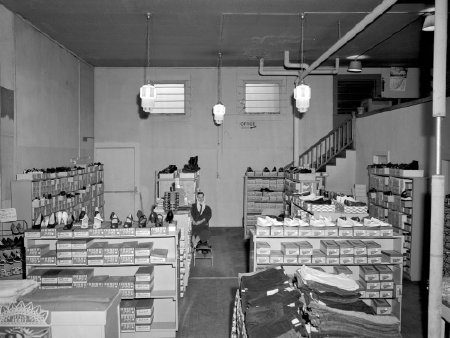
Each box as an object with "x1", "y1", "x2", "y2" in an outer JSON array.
[
  {"x1": 347, "y1": 59, "x2": 363, "y2": 72},
  {"x1": 213, "y1": 52, "x2": 226, "y2": 125},
  {"x1": 140, "y1": 13, "x2": 157, "y2": 113},
  {"x1": 293, "y1": 13, "x2": 311, "y2": 113},
  {"x1": 422, "y1": 13, "x2": 435, "y2": 31}
]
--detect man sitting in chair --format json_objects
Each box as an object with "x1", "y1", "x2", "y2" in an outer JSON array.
[{"x1": 190, "y1": 191, "x2": 212, "y2": 252}]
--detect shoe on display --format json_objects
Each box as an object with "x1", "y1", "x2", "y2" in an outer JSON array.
[
  {"x1": 81, "y1": 213, "x2": 89, "y2": 229},
  {"x1": 63, "y1": 214, "x2": 75, "y2": 231},
  {"x1": 32, "y1": 214, "x2": 43, "y2": 230},
  {"x1": 93, "y1": 212, "x2": 103, "y2": 229},
  {"x1": 256, "y1": 216, "x2": 272, "y2": 227},
  {"x1": 124, "y1": 214, "x2": 133, "y2": 228},
  {"x1": 246, "y1": 167, "x2": 253, "y2": 173},
  {"x1": 47, "y1": 212, "x2": 57, "y2": 228},
  {"x1": 310, "y1": 217, "x2": 326, "y2": 227},
  {"x1": 137, "y1": 210, "x2": 147, "y2": 228},
  {"x1": 263, "y1": 167, "x2": 270, "y2": 173},
  {"x1": 41, "y1": 215, "x2": 50, "y2": 228},
  {"x1": 110, "y1": 212, "x2": 120, "y2": 229}
]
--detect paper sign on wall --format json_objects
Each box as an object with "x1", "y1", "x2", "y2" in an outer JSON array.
[{"x1": 0, "y1": 208, "x2": 17, "y2": 222}]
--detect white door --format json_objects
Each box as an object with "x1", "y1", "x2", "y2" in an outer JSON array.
[{"x1": 95, "y1": 145, "x2": 137, "y2": 221}]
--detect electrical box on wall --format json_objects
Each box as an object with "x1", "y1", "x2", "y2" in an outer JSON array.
[{"x1": 381, "y1": 68, "x2": 420, "y2": 99}]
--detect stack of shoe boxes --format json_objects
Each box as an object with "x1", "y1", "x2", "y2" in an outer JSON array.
[
  {"x1": 134, "y1": 266, "x2": 154, "y2": 298},
  {"x1": 135, "y1": 299, "x2": 155, "y2": 332}
]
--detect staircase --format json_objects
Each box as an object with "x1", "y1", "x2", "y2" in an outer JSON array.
[{"x1": 298, "y1": 117, "x2": 355, "y2": 172}]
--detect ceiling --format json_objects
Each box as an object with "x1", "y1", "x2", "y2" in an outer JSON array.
[{"x1": 0, "y1": 0, "x2": 438, "y2": 69}]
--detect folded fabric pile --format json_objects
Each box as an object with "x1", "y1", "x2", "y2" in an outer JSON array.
[
  {"x1": 0, "y1": 279, "x2": 39, "y2": 305},
  {"x1": 295, "y1": 266, "x2": 401, "y2": 338},
  {"x1": 240, "y1": 267, "x2": 308, "y2": 337}
]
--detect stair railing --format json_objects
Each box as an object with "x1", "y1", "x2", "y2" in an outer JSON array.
[{"x1": 298, "y1": 117, "x2": 355, "y2": 171}]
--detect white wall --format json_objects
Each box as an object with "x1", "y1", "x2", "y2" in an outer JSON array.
[
  {"x1": 95, "y1": 67, "x2": 336, "y2": 227},
  {"x1": 354, "y1": 98, "x2": 450, "y2": 185}
]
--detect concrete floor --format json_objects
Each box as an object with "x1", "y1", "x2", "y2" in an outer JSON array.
[{"x1": 177, "y1": 227, "x2": 428, "y2": 337}]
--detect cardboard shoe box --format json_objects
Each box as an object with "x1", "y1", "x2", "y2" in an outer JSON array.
[
  {"x1": 372, "y1": 298, "x2": 392, "y2": 315},
  {"x1": 374, "y1": 265, "x2": 394, "y2": 281},
  {"x1": 359, "y1": 265, "x2": 379, "y2": 281},
  {"x1": 311, "y1": 250, "x2": 326, "y2": 264},
  {"x1": 320, "y1": 240, "x2": 339, "y2": 256},
  {"x1": 256, "y1": 242, "x2": 271, "y2": 255},
  {"x1": 281, "y1": 242, "x2": 300, "y2": 256}
]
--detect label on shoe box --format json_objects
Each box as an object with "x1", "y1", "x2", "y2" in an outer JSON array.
[
  {"x1": 118, "y1": 227, "x2": 136, "y2": 237},
  {"x1": 269, "y1": 250, "x2": 284, "y2": 264},
  {"x1": 380, "y1": 281, "x2": 394, "y2": 290},
  {"x1": 326, "y1": 256, "x2": 339, "y2": 265},
  {"x1": 134, "y1": 257, "x2": 150, "y2": 264},
  {"x1": 104, "y1": 255, "x2": 120, "y2": 265},
  {"x1": 365, "y1": 228, "x2": 381, "y2": 237},
  {"x1": 57, "y1": 258, "x2": 73, "y2": 266},
  {"x1": 119, "y1": 276, "x2": 135, "y2": 290},
  {"x1": 25, "y1": 230, "x2": 41, "y2": 239},
  {"x1": 41, "y1": 269, "x2": 62, "y2": 284},
  {"x1": 293, "y1": 226, "x2": 308, "y2": 237},
  {"x1": 103, "y1": 228, "x2": 119, "y2": 237},
  {"x1": 135, "y1": 316, "x2": 153, "y2": 325},
  {"x1": 88, "y1": 258, "x2": 104, "y2": 265},
  {"x1": 71, "y1": 250, "x2": 87, "y2": 258},
  {"x1": 87, "y1": 275, "x2": 109, "y2": 287},
  {"x1": 365, "y1": 241, "x2": 382, "y2": 256},
  {"x1": 270, "y1": 226, "x2": 284, "y2": 237},
  {"x1": 120, "y1": 313, "x2": 136, "y2": 323},
  {"x1": 135, "y1": 291, "x2": 152, "y2": 298},
  {"x1": 360, "y1": 279, "x2": 380, "y2": 290},
  {"x1": 120, "y1": 300, "x2": 137, "y2": 314},
  {"x1": 359, "y1": 266, "x2": 379, "y2": 281},
  {"x1": 72, "y1": 239, "x2": 91, "y2": 250},
  {"x1": 73, "y1": 281, "x2": 87, "y2": 288},
  {"x1": 121, "y1": 289, "x2": 135, "y2": 299},
  {"x1": 104, "y1": 244, "x2": 121, "y2": 256},
  {"x1": 120, "y1": 242, "x2": 138, "y2": 255},
  {"x1": 72, "y1": 257, "x2": 87, "y2": 265},
  {"x1": 281, "y1": 242, "x2": 300, "y2": 256},
  {"x1": 310, "y1": 229, "x2": 325, "y2": 237},
  {"x1": 311, "y1": 250, "x2": 326, "y2": 264},
  {"x1": 347, "y1": 240, "x2": 367, "y2": 256},
  {"x1": 135, "y1": 228, "x2": 151, "y2": 237},
  {"x1": 26, "y1": 244, "x2": 50, "y2": 257},
  {"x1": 284, "y1": 227, "x2": 299, "y2": 237},
  {"x1": 338, "y1": 228, "x2": 353, "y2": 237},
  {"x1": 56, "y1": 241, "x2": 72, "y2": 250},
  {"x1": 256, "y1": 242, "x2": 271, "y2": 255},
  {"x1": 297, "y1": 241, "x2": 313, "y2": 256},
  {"x1": 89, "y1": 228, "x2": 104, "y2": 237},
  {"x1": 41, "y1": 228, "x2": 57, "y2": 238},
  {"x1": 283, "y1": 256, "x2": 298, "y2": 264},
  {"x1": 42, "y1": 250, "x2": 57, "y2": 265},
  {"x1": 87, "y1": 242, "x2": 107, "y2": 257},
  {"x1": 374, "y1": 265, "x2": 393, "y2": 280},
  {"x1": 119, "y1": 255, "x2": 135, "y2": 265},
  {"x1": 56, "y1": 230, "x2": 73, "y2": 239},
  {"x1": 380, "y1": 227, "x2": 394, "y2": 237},
  {"x1": 73, "y1": 229, "x2": 90, "y2": 238},
  {"x1": 336, "y1": 240, "x2": 354, "y2": 255},
  {"x1": 354, "y1": 256, "x2": 368, "y2": 264},
  {"x1": 73, "y1": 269, "x2": 93, "y2": 282},
  {"x1": 320, "y1": 240, "x2": 339, "y2": 256},
  {"x1": 372, "y1": 298, "x2": 392, "y2": 315},
  {"x1": 298, "y1": 255, "x2": 312, "y2": 264},
  {"x1": 382, "y1": 250, "x2": 403, "y2": 264},
  {"x1": 353, "y1": 228, "x2": 366, "y2": 237},
  {"x1": 57, "y1": 250, "x2": 72, "y2": 259},
  {"x1": 256, "y1": 255, "x2": 270, "y2": 264},
  {"x1": 121, "y1": 322, "x2": 136, "y2": 332},
  {"x1": 379, "y1": 289, "x2": 394, "y2": 298},
  {"x1": 367, "y1": 255, "x2": 382, "y2": 264},
  {"x1": 135, "y1": 324, "x2": 151, "y2": 332},
  {"x1": 365, "y1": 291, "x2": 380, "y2": 298},
  {"x1": 135, "y1": 282, "x2": 153, "y2": 291},
  {"x1": 324, "y1": 228, "x2": 338, "y2": 237},
  {"x1": 339, "y1": 255, "x2": 354, "y2": 265}
]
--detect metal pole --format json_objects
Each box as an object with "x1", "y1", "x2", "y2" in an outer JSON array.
[{"x1": 428, "y1": 0, "x2": 448, "y2": 336}]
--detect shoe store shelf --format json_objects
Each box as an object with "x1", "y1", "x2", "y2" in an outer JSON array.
[
  {"x1": 1, "y1": 219, "x2": 27, "y2": 279},
  {"x1": 155, "y1": 171, "x2": 199, "y2": 206},
  {"x1": 249, "y1": 230, "x2": 405, "y2": 325},
  {"x1": 24, "y1": 229, "x2": 180, "y2": 337},
  {"x1": 243, "y1": 175, "x2": 285, "y2": 239},
  {"x1": 12, "y1": 166, "x2": 104, "y2": 229},
  {"x1": 368, "y1": 170, "x2": 429, "y2": 281}
]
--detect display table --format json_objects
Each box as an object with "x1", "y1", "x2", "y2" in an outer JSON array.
[{"x1": 20, "y1": 287, "x2": 121, "y2": 338}]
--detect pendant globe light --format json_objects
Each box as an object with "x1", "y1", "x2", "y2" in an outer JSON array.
[
  {"x1": 293, "y1": 14, "x2": 311, "y2": 113},
  {"x1": 140, "y1": 13, "x2": 157, "y2": 113},
  {"x1": 213, "y1": 52, "x2": 226, "y2": 125}
]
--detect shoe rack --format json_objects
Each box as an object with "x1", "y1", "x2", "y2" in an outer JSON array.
[
  {"x1": 367, "y1": 166, "x2": 429, "y2": 281},
  {"x1": 0, "y1": 220, "x2": 27, "y2": 279},
  {"x1": 24, "y1": 228, "x2": 180, "y2": 337},
  {"x1": 12, "y1": 165, "x2": 104, "y2": 228},
  {"x1": 243, "y1": 171, "x2": 284, "y2": 239},
  {"x1": 249, "y1": 230, "x2": 405, "y2": 327},
  {"x1": 283, "y1": 171, "x2": 321, "y2": 217},
  {"x1": 155, "y1": 171, "x2": 200, "y2": 207}
]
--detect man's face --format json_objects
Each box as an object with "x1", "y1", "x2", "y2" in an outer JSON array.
[{"x1": 197, "y1": 194, "x2": 204, "y2": 202}]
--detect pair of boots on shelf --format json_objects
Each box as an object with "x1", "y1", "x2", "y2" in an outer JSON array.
[{"x1": 182, "y1": 156, "x2": 200, "y2": 173}]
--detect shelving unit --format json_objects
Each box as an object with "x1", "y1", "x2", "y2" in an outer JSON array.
[
  {"x1": 283, "y1": 172, "x2": 320, "y2": 216},
  {"x1": 24, "y1": 228, "x2": 180, "y2": 338},
  {"x1": 12, "y1": 165, "x2": 104, "y2": 227},
  {"x1": 155, "y1": 172, "x2": 199, "y2": 206},
  {"x1": 243, "y1": 173, "x2": 284, "y2": 239},
  {"x1": 0, "y1": 219, "x2": 27, "y2": 279},
  {"x1": 368, "y1": 168, "x2": 429, "y2": 281},
  {"x1": 249, "y1": 230, "x2": 405, "y2": 325}
]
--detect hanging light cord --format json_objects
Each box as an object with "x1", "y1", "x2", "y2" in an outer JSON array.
[
  {"x1": 217, "y1": 52, "x2": 223, "y2": 103},
  {"x1": 145, "y1": 13, "x2": 151, "y2": 84},
  {"x1": 355, "y1": 15, "x2": 422, "y2": 60},
  {"x1": 296, "y1": 13, "x2": 305, "y2": 85}
]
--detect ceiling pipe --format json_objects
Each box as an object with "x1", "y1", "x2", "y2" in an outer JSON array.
[
  {"x1": 284, "y1": 50, "x2": 339, "y2": 72},
  {"x1": 259, "y1": 57, "x2": 339, "y2": 76},
  {"x1": 299, "y1": 0, "x2": 398, "y2": 80}
]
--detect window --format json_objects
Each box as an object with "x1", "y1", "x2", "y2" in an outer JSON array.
[
  {"x1": 244, "y1": 82, "x2": 281, "y2": 114},
  {"x1": 152, "y1": 83, "x2": 186, "y2": 115}
]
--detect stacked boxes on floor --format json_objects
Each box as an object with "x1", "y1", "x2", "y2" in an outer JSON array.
[{"x1": 120, "y1": 299, "x2": 155, "y2": 332}]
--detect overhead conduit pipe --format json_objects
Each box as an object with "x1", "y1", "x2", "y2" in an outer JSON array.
[{"x1": 258, "y1": 57, "x2": 339, "y2": 76}]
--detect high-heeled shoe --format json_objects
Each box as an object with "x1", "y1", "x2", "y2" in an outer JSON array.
[
  {"x1": 137, "y1": 210, "x2": 147, "y2": 228},
  {"x1": 93, "y1": 212, "x2": 103, "y2": 229},
  {"x1": 56, "y1": 211, "x2": 63, "y2": 225},
  {"x1": 63, "y1": 214, "x2": 75, "y2": 230},
  {"x1": 110, "y1": 212, "x2": 120, "y2": 229},
  {"x1": 62, "y1": 211, "x2": 69, "y2": 225},
  {"x1": 3, "y1": 253, "x2": 13, "y2": 264},
  {"x1": 11, "y1": 251, "x2": 22, "y2": 263},
  {"x1": 81, "y1": 213, "x2": 89, "y2": 229},
  {"x1": 32, "y1": 214, "x2": 43, "y2": 230},
  {"x1": 124, "y1": 214, "x2": 133, "y2": 228},
  {"x1": 47, "y1": 212, "x2": 57, "y2": 228},
  {"x1": 78, "y1": 208, "x2": 86, "y2": 222},
  {"x1": 41, "y1": 215, "x2": 50, "y2": 228}
]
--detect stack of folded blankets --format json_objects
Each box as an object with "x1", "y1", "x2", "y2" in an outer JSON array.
[
  {"x1": 240, "y1": 267, "x2": 308, "y2": 338},
  {"x1": 295, "y1": 266, "x2": 401, "y2": 338}
]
